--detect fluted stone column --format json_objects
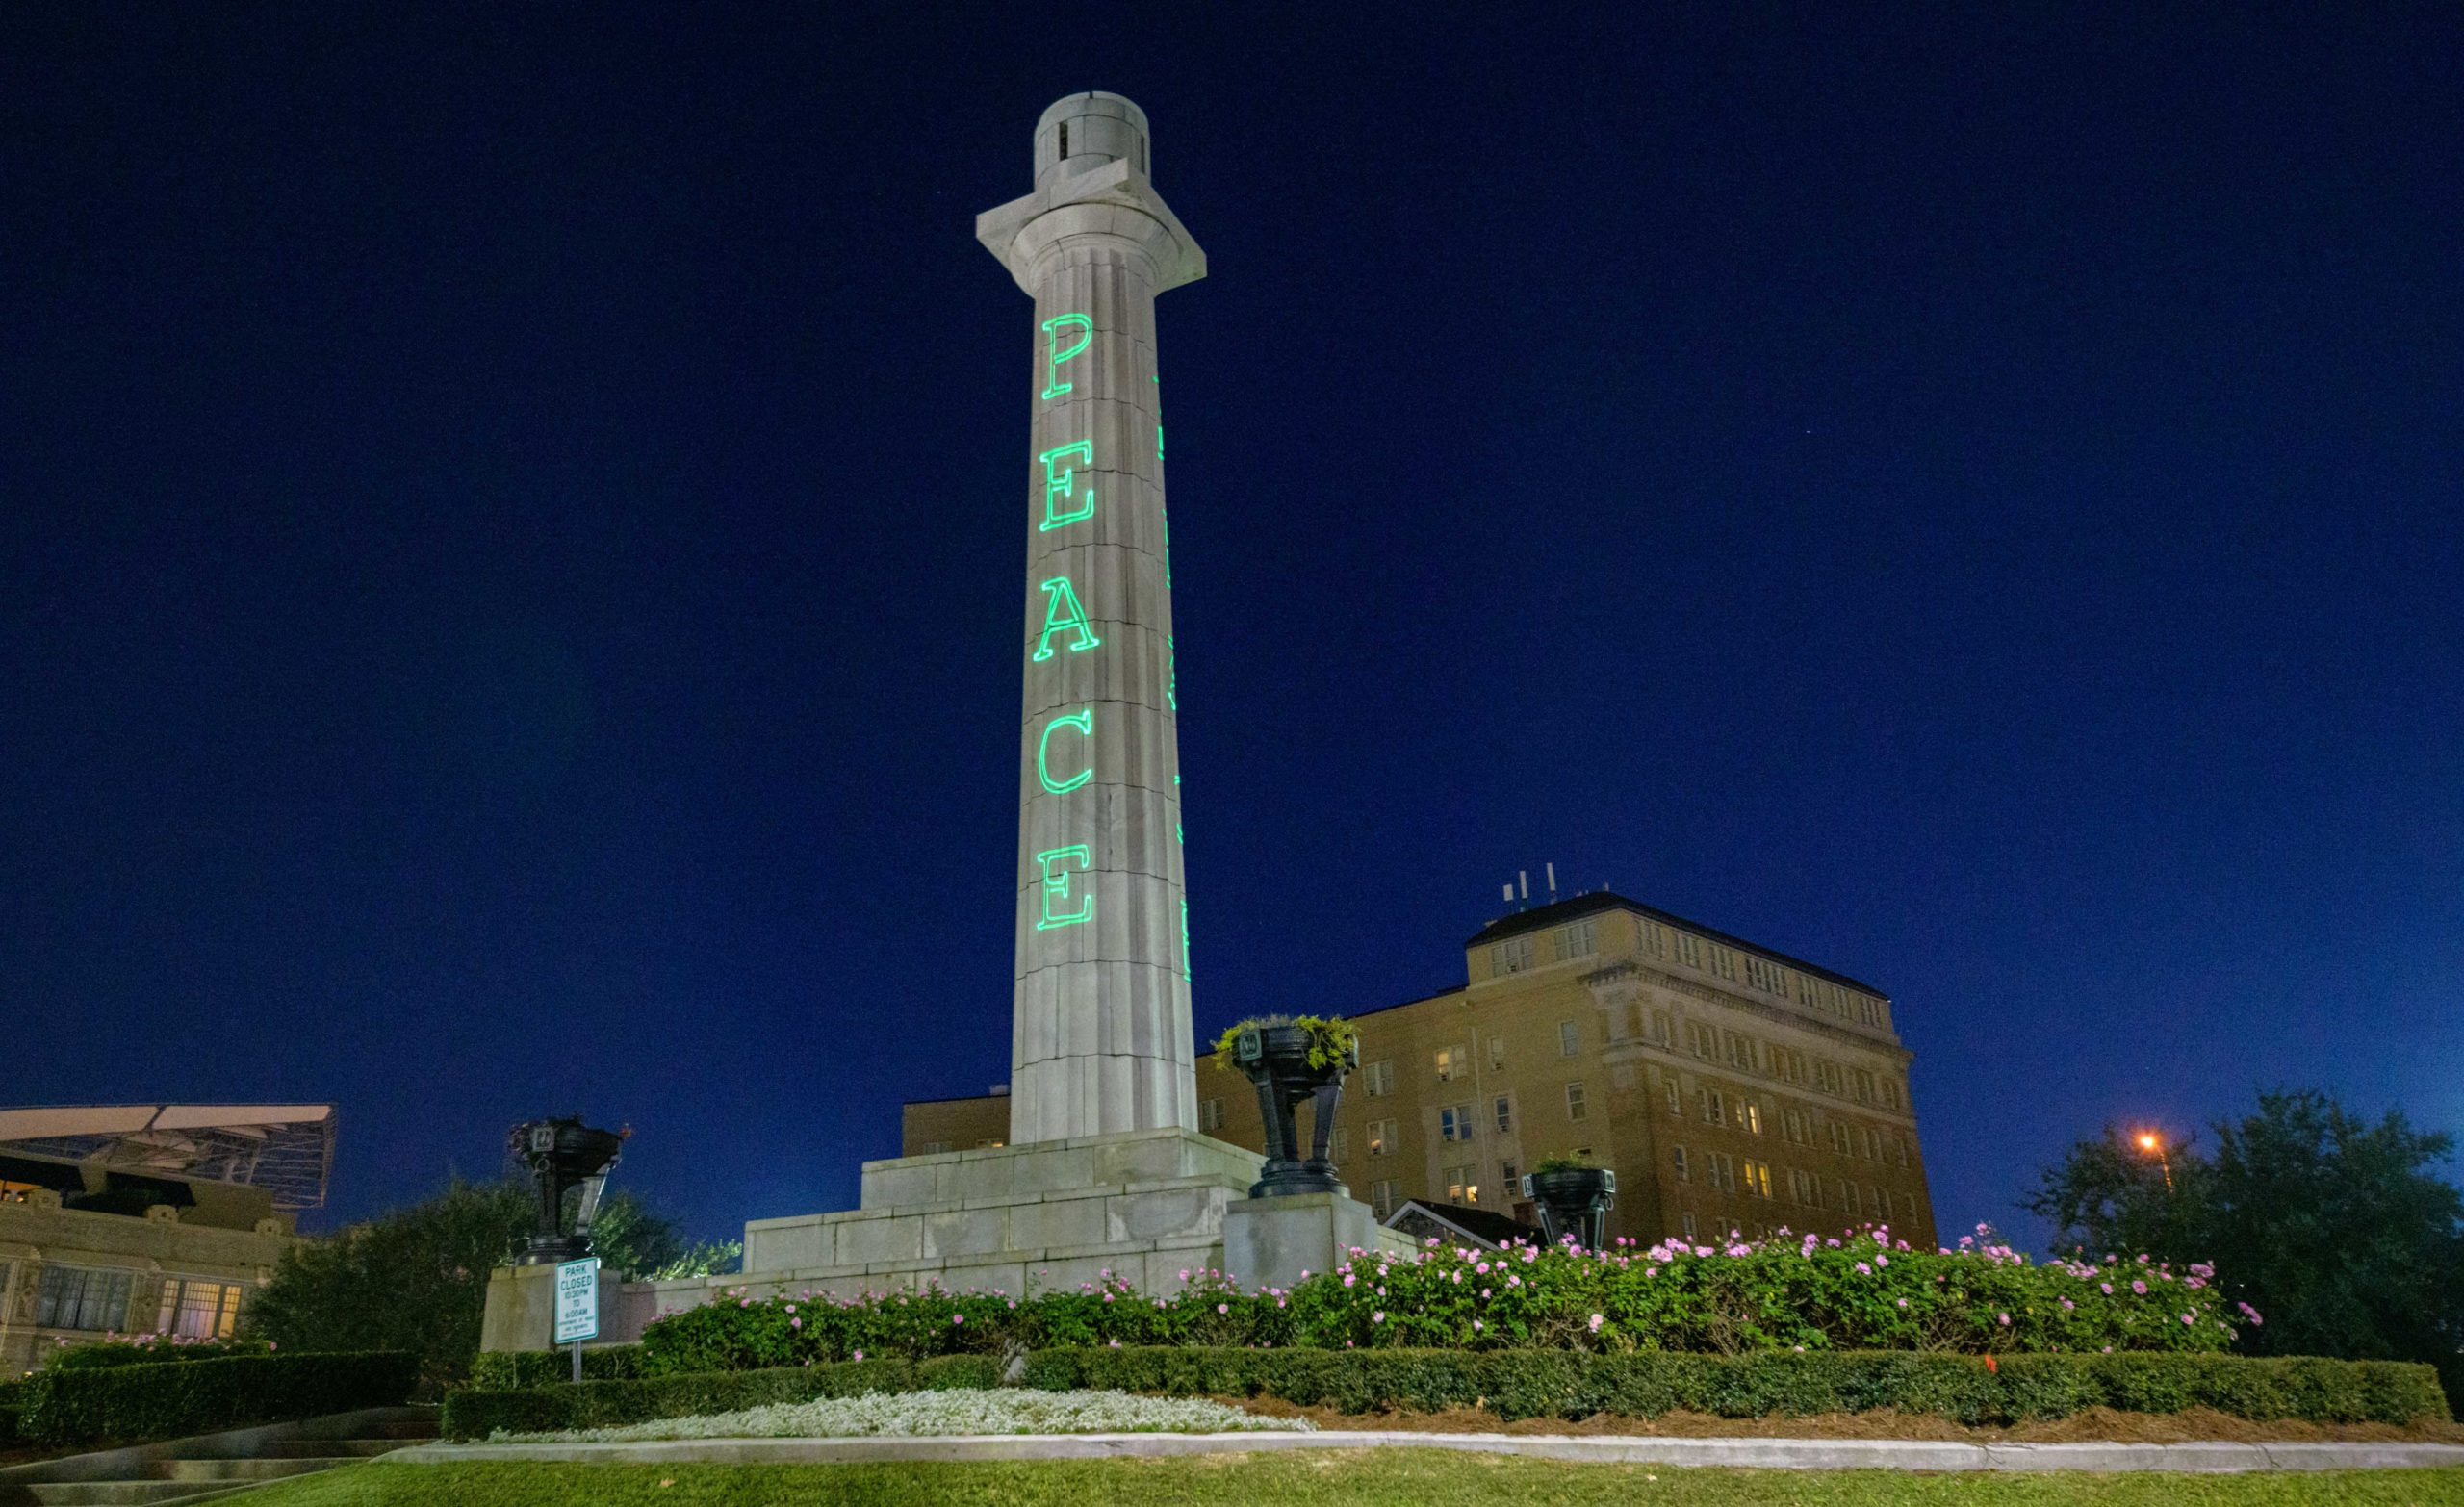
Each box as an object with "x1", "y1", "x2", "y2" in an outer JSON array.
[{"x1": 979, "y1": 94, "x2": 1206, "y2": 1144}]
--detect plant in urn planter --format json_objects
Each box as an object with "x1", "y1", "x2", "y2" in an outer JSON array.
[
  {"x1": 1210, "y1": 1014, "x2": 1359, "y2": 1198},
  {"x1": 1522, "y1": 1152, "x2": 1617, "y2": 1250}
]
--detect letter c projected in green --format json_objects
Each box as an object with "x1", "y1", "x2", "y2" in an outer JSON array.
[
  {"x1": 1038, "y1": 708, "x2": 1092, "y2": 794},
  {"x1": 1040, "y1": 313, "x2": 1092, "y2": 400},
  {"x1": 1038, "y1": 441, "x2": 1095, "y2": 531},
  {"x1": 1034, "y1": 845, "x2": 1093, "y2": 930}
]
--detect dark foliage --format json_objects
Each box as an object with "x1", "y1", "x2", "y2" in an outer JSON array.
[{"x1": 13, "y1": 1352, "x2": 418, "y2": 1446}]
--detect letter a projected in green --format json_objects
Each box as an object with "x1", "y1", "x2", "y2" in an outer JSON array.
[
  {"x1": 1037, "y1": 708, "x2": 1092, "y2": 794},
  {"x1": 1040, "y1": 313, "x2": 1092, "y2": 400},
  {"x1": 1032, "y1": 575, "x2": 1100, "y2": 661},
  {"x1": 1035, "y1": 845, "x2": 1093, "y2": 930},
  {"x1": 1038, "y1": 441, "x2": 1095, "y2": 531}
]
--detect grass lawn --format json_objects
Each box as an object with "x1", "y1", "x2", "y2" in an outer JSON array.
[{"x1": 234, "y1": 1452, "x2": 2464, "y2": 1505}]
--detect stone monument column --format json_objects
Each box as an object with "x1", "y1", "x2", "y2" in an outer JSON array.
[{"x1": 979, "y1": 94, "x2": 1206, "y2": 1144}]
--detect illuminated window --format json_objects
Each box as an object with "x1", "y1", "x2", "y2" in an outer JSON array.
[
  {"x1": 1444, "y1": 1164, "x2": 1478, "y2": 1204},
  {"x1": 1492, "y1": 1095, "x2": 1512, "y2": 1135},
  {"x1": 37, "y1": 1265, "x2": 132, "y2": 1332},
  {"x1": 1557, "y1": 1020, "x2": 1580, "y2": 1057},
  {"x1": 1564, "y1": 1082, "x2": 1588, "y2": 1122},
  {"x1": 1742, "y1": 1102, "x2": 1764, "y2": 1136},
  {"x1": 161, "y1": 1273, "x2": 218, "y2": 1331},
  {"x1": 1434, "y1": 1045, "x2": 1464, "y2": 1083},
  {"x1": 1743, "y1": 1162, "x2": 1773, "y2": 1199},
  {"x1": 1363, "y1": 1060, "x2": 1395, "y2": 1097},
  {"x1": 1492, "y1": 936, "x2": 1533, "y2": 976},
  {"x1": 1368, "y1": 1118, "x2": 1396, "y2": 1157},
  {"x1": 1199, "y1": 1099, "x2": 1223, "y2": 1132},
  {"x1": 1438, "y1": 1105, "x2": 1475, "y2": 1142},
  {"x1": 1369, "y1": 1179, "x2": 1399, "y2": 1219}
]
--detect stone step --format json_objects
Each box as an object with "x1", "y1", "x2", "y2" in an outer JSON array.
[
  {"x1": 157, "y1": 1456, "x2": 350, "y2": 1482},
  {"x1": 216, "y1": 1437, "x2": 411, "y2": 1459},
  {"x1": 27, "y1": 1482, "x2": 245, "y2": 1506}
]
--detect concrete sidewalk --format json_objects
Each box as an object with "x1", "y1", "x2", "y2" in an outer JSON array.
[{"x1": 394, "y1": 1431, "x2": 2464, "y2": 1473}]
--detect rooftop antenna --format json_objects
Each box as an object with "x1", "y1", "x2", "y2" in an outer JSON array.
[
  {"x1": 1518, "y1": 870, "x2": 1529, "y2": 907},
  {"x1": 1545, "y1": 862, "x2": 1558, "y2": 904}
]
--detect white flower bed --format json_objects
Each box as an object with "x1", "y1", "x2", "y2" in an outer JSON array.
[{"x1": 491, "y1": 1388, "x2": 1304, "y2": 1443}]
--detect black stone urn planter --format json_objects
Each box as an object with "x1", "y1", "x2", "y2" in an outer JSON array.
[
  {"x1": 1229, "y1": 1024, "x2": 1359, "y2": 1198},
  {"x1": 508, "y1": 1116, "x2": 627, "y2": 1266},
  {"x1": 1522, "y1": 1165, "x2": 1617, "y2": 1250}
]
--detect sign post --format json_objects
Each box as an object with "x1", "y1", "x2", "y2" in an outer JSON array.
[{"x1": 552, "y1": 1256, "x2": 600, "y2": 1384}]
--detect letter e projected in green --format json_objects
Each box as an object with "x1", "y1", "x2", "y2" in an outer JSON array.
[
  {"x1": 1037, "y1": 708, "x2": 1092, "y2": 794},
  {"x1": 1040, "y1": 314, "x2": 1092, "y2": 400},
  {"x1": 1037, "y1": 441, "x2": 1095, "y2": 531},
  {"x1": 1032, "y1": 576, "x2": 1100, "y2": 661},
  {"x1": 1035, "y1": 846, "x2": 1093, "y2": 930}
]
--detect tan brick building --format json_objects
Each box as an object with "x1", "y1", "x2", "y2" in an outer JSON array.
[{"x1": 907, "y1": 893, "x2": 1936, "y2": 1251}]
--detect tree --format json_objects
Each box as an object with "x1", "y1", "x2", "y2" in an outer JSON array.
[
  {"x1": 2025, "y1": 1089, "x2": 2464, "y2": 1407},
  {"x1": 245, "y1": 1179, "x2": 532, "y2": 1396},
  {"x1": 587, "y1": 1188, "x2": 740, "y2": 1281}
]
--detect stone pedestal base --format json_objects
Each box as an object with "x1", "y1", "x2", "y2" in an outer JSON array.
[
  {"x1": 478, "y1": 1261, "x2": 636, "y2": 1354},
  {"x1": 1221, "y1": 1191, "x2": 1391, "y2": 1292}
]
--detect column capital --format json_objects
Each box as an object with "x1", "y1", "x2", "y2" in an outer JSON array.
[{"x1": 977, "y1": 158, "x2": 1206, "y2": 297}]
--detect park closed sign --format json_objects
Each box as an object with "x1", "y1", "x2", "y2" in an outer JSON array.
[{"x1": 552, "y1": 1256, "x2": 600, "y2": 1345}]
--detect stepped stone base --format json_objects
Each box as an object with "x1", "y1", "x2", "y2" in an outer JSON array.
[{"x1": 487, "y1": 1129, "x2": 1418, "y2": 1348}]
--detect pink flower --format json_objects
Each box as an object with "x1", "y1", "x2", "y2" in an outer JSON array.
[
  {"x1": 1588, "y1": 1314, "x2": 1604, "y2": 1333},
  {"x1": 1474, "y1": 1319, "x2": 1484, "y2": 1332},
  {"x1": 1897, "y1": 1298, "x2": 1909, "y2": 1309},
  {"x1": 1997, "y1": 1313, "x2": 2011, "y2": 1326},
  {"x1": 2181, "y1": 1313, "x2": 2195, "y2": 1326},
  {"x1": 790, "y1": 1316, "x2": 802, "y2": 1329},
  {"x1": 852, "y1": 1349, "x2": 864, "y2": 1362},
  {"x1": 1856, "y1": 1263, "x2": 1873, "y2": 1275},
  {"x1": 2132, "y1": 1280, "x2": 2147, "y2": 1295},
  {"x1": 1875, "y1": 1255, "x2": 1888, "y2": 1268},
  {"x1": 1373, "y1": 1312, "x2": 1386, "y2": 1324},
  {"x1": 2100, "y1": 1283, "x2": 2114, "y2": 1294},
  {"x1": 1217, "y1": 1302, "x2": 1228, "y2": 1314}
]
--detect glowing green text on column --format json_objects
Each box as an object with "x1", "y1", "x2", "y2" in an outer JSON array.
[
  {"x1": 1037, "y1": 708, "x2": 1092, "y2": 794},
  {"x1": 1165, "y1": 634, "x2": 1175, "y2": 712},
  {"x1": 1037, "y1": 441, "x2": 1095, "y2": 531},
  {"x1": 1034, "y1": 845, "x2": 1093, "y2": 930},
  {"x1": 1040, "y1": 313, "x2": 1092, "y2": 400},
  {"x1": 1180, "y1": 897, "x2": 1192, "y2": 981},
  {"x1": 1032, "y1": 576, "x2": 1101, "y2": 661}
]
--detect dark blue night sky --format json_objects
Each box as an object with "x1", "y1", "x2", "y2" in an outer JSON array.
[{"x1": 5, "y1": 4, "x2": 2458, "y2": 1250}]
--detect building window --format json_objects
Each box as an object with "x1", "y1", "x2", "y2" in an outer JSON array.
[
  {"x1": 1364, "y1": 1060, "x2": 1395, "y2": 1097},
  {"x1": 37, "y1": 1265, "x2": 133, "y2": 1332},
  {"x1": 1649, "y1": 1008, "x2": 1672, "y2": 1046},
  {"x1": 1686, "y1": 1021, "x2": 1717, "y2": 1059},
  {"x1": 1493, "y1": 1095, "x2": 1513, "y2": 1135},
  {"x1": 1816, "y1": 1060, "x2": 1845, "y2": 1096},
  {"x1": 1663, "y1": 1078, "x2": 1682, "y2": 1116},
  {"x1": 1882, "y1": 1077, "x2": 1904, "y2": 1111},
  {"x1": 1501, "y1": 1159, "x2": 1519, "y2": 1192},
  {"x1": 1673, "y1": 932, "x2": 1704, "y2": 969},
  {"x1": 158, "y1": 1278, "x2": 244, "y2": 1340},
  {"x1": 1858, "y1": 996, "x2": 1884, "y2": 1028},
  {"x1": 1854, "y1": 1069, "x2": 1877, "y2": 1105},
  {"x1": 1329, "y1": 1127, "x2": 1349, "y2": 1162},
  {"x1": 1487, "y1": 1035, "x2": 1505, "y2": 1071},
  {"x1": 1637, "y1": 918, "x2": 1667, "y2": 957},
  {"x1": 1723, "y1": 1032, "x2": 1755, "y2": 1071},
  {"x1": 1830, "y1": 1120, "x2": 1852, "y2": 1154},
  {"x1": 1897, "y1": 1137, "x2": 1912, "y2": 1168},
  {"x1": 1707, "y1": 1152, "x2": 1737, "y2": 1191},
  {"x1": 1557, "y1": 1020, "x2": 1580, "y2": 1057},
  {"x1": 1672, "y1": 1145, "x2": 1689, "y2": 1182},
  {"x1": 1708, "y1": 945, "x2": 1738, "y2": 981},
  {"x1": 1743, "y1": 1161, "x2": 1773, "y2": 1199},
  {"x1": 1788, "y1": 1167, "x2": 1815, "y2": 1204},
  {"x1": 1564, "y1": 1082, "x2": 1588, "y2": 1121},
  {"x1": 1742, "y1": 1101, "x2": 1764, "y2": 1136},
  {"x1": 1439, "y1": 1104, "x2": 1476, "y2": 1142},
  {"x1": 1368, "y1": 1118, "x2": 1396, "y2": 1157},
  {"x1": 1492, "y1": 936, "x2": 1534, "y2": 976},
  {"x1": 1199, "y1": 1098, "x2": 1223, "y2": 1132},
  {"x1": 1369, "y1": 1179, "x2": 1399, "y2": 1218},
  {"x1": 1681, "y1": 1211, "x2": 1698, "y2": 1239},
  {"x1": 1435, "y1": 1045, "x2": 1465, "y2": 1083},
  {"x1": 1778, "y1": 1049, "x2": 1806, "y2": 1085},
  {"x1": 1698, "y1": 1088, "x2": 1726, "y2": 1126},
  {"x1": 1444, "y1": 1164, "x2": 1480, "y2": 1204},
  {"x1": 1553, "y1": 919, "x2": 1598, "y2": 961}
]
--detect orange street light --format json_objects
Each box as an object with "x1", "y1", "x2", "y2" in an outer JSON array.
[{"x1": 2134, "y1": 1129, "x2": 2173, "y2": 1192}]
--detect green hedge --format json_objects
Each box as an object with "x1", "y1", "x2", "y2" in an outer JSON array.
[
  {"x1": 1021, "y1": 1346, "x2": 2452, "y2": 1427},
  {"x1": 13, "y1": 1351, "x2": 420, "y2": 1446},
  {"x1": 467, "y1": 1345, "x2": 649, "y2": 1391},
  {"x1": 0, "y1": 1378, "x2": 22, "y2": 1447},
  {"x1": 47, "y1": 1338, "x2": 272, "y2": 1371},
  {"x1": 441, "y1": 1354, "x2": 1002, "y2": 1439}
]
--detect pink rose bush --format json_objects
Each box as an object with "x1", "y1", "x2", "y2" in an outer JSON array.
[{"x1": 636, "y1": 1227, "x2": 2246, "y2": 1375}]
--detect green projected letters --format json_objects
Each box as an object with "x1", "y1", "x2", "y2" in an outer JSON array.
[
  {"x1": 1032, "y1": 575, "x2": 1101, "y2": 661},
  {"x1": 1034, "y1": 845, "x2": 1093, "y2": 930},
  {"x1": 1037, "y1": 708, "x2": 1092, "y2": 794},
  {"x1": 1037, "y1": 441, "x2": 1095, "y2": 531},
  {"x1": 1040, "y1": 314, "x2": 1092, "y2": 400}
]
